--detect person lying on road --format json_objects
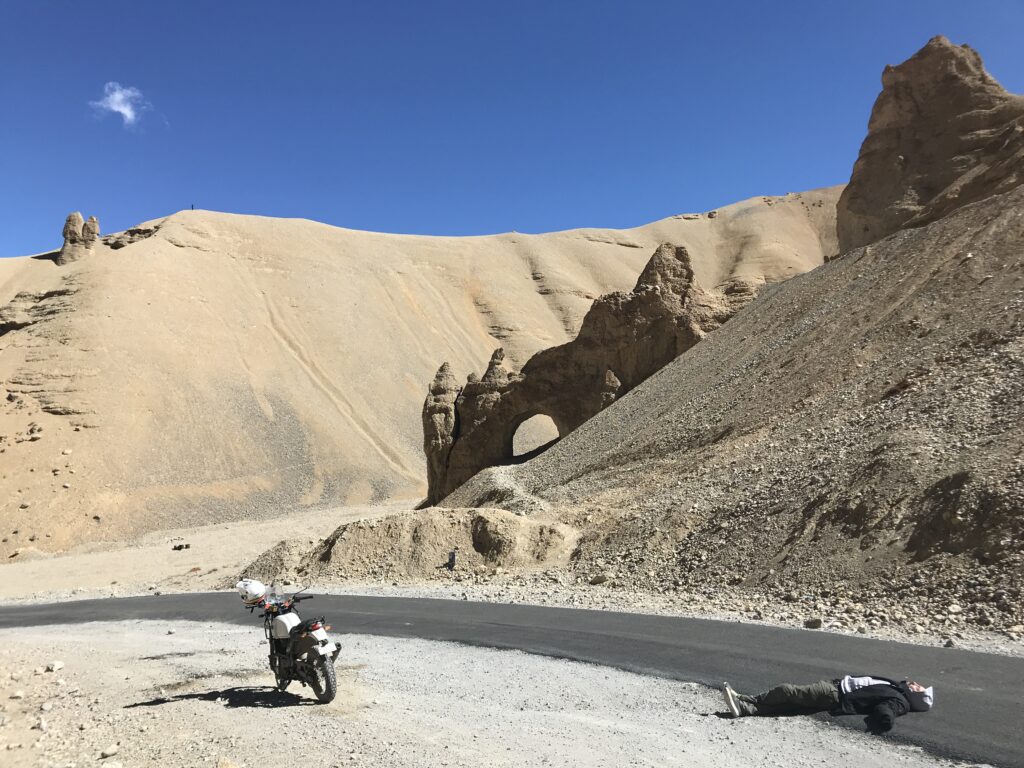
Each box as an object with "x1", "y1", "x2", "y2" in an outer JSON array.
[{"x1": 722, "y1": 675, "x2": 933, "y2": 734}]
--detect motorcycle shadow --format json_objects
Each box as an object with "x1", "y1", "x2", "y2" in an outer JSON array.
[{"x1": 126, "y1": 686, "x2": 318, "y2": 709}]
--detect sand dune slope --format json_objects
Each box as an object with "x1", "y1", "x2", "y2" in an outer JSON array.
[{"x1": 0, "y1": 188, "x2": 838, "y2": 552}]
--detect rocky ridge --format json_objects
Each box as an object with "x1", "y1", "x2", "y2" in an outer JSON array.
[
  {"x1": 435, "y1": 38, "x2": 1024, "y2": 635},
  {"x1": 837, "y1": 36, "x2": 1024, "y2": 251},
  {"x1": 444, "y1": 183, "x2": 1024, "y2": 636}
]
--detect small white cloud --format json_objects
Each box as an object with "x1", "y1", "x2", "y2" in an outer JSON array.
[{"x1": 90, "y1": 81, "x2": 149, "y2": 127}]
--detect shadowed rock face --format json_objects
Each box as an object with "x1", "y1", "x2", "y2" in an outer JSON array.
[
  {"x1": 837, "y1": 36, "x2": 1024, "y2": 253},
  {"x1": 422, "y1": 362, "x2": 460, "y2": 497},
  {"x1": 57, "y1": 212, "x2": 100, "y2": 265},
  {"x1": 423, "y1": 243, "x2": 745, "y2": 504}
]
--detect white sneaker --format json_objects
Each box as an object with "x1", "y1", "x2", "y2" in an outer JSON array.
[{"x1": 722, "y1": 682, "x2": 741, "y2": 718}]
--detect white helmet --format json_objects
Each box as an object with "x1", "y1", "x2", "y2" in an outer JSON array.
[{"x1": 236, "y1": 578, "x2": 267, "y2": 605}]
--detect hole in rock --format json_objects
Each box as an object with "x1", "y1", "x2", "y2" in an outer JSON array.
[{"x1": 512, "y1": 414, "x2": 560, "y2": 459}]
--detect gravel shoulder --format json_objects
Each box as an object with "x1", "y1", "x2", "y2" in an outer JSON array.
[
  {"x1": 0, "y1": 620, "x2": 974, "y2": 768},
  {"x1": 0, "y1": 502, "x2": 400, "y2": 603}
]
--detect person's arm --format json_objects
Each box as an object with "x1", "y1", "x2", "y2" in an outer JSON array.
[{"x1": 864, "y1": 701, "x2": 898, "y2": 734}]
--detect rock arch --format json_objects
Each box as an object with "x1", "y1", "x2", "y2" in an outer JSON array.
[{"x1": 422, "y1": 243, "x2": 752, "y2": 505}]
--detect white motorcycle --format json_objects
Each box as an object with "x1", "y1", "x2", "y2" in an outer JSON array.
[{"x1": 236, "y1": 579, "x2": 340, "y2": 703}]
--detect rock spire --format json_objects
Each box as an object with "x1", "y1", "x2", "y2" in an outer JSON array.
[{"x1": 57, "y1": 212, "x2": 100, "y2": 265}]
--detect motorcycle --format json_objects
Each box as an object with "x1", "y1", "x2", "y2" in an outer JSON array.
[{"x1": 236, "y1": 579, "x2": 340, "y2": 703}]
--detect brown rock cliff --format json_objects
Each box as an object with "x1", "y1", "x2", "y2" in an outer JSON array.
[{"x1": 837, "y1": 36, "x2": 1024, "y2": 252}]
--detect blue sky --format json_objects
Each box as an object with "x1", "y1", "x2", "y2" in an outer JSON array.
[{"x1": 2, "y1": 1, "x2": 1022, "y2": 256}]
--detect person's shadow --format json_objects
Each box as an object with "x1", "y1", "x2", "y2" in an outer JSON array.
[
  {"x1": 707, "y1": 709, "x2": 827, "y2": 720},
  {"x1": 126, "y1": 686, "x2": 317, "y2": 709}
]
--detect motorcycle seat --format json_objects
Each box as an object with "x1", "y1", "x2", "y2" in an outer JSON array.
[{"x1": 291, "y1": 616, "x2": 327, "y2": 635}]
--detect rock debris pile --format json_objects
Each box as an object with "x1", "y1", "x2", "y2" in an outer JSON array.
[{"x1": 241, "y1": 507, "x2": 576, "y2": 583}]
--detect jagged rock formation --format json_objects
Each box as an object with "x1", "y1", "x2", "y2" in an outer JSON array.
[
  {"x1": 422, "y1": 362, "x2": 460, "y2": 496},
  {"x1": 837, "y1": 36, "x2": 1024, "y2": 252},
  {"x1": 423, "y1": 244, "x2": 747, "y2": 504},
  {"x1": 102, "y1": 221, "x2": 163, "y2": 250},
  {"x1": 57, "y1": 212, "x2": 100, "y2": 265}
]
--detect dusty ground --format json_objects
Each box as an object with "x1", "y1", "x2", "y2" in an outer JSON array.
[
  {"x1": 0, "y1": 503, "x2": 403, "y2": 603},
  {"x1": 0, "y1": 621, "x2": 971, "y2": 768}
]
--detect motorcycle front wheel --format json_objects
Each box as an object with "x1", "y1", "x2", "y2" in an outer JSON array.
[
  {"x1": 270, "y1": 654, "x2": 289, "y2": 692},
  {"x1": 275, "y1": 670, "x2": 290, "y2": 692},
  {"x1": 309, "y1": 653, "x2": 337, "y2": 704}
]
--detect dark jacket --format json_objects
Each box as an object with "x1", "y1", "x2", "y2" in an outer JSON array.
[{"x1": 832, "y1": 680, "x2": 911, "y2": 734}]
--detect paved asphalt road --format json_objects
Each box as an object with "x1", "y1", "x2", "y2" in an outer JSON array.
[{"x1": 2, "y1": 593, "x2": 1022, "y2": 767}]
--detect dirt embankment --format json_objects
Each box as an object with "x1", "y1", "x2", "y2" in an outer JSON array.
[{"x1": 240, "y1": 507, "x2": 577, "y2": 584}]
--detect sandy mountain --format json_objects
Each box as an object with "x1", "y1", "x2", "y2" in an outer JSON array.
[{"x1": 0, "y1": 189, "x2": 838, "y2": 555}]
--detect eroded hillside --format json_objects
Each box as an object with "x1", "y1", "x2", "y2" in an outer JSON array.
[
  {"x1": 419, "y1": 37, "x2": 1024, "y2": 634},
  {"x1": 0, "y1": 189, "x2": 838, "y2": 554}
]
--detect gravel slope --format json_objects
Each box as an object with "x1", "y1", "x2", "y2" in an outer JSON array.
[{"x1": 443, "y1": 186, "x2": 1024, "y2": 637}]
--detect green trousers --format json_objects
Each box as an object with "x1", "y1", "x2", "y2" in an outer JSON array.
[{"x1": 746, "y1": 679, "x2": 839, "y2": 716}]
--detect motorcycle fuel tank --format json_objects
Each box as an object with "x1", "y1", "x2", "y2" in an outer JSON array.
[{"x1": 271, "y1": 612, "x2": 301, "y2": 639}]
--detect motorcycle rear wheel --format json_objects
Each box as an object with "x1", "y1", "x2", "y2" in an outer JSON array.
[{"x1": 310, "y1": 654, "x2": 337, "y2": 704}]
